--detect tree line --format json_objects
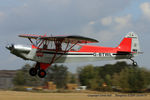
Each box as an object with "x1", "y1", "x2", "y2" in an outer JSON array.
[
  {"x1": 13, "y1": 64, "x2": 77, "y2": 88},
  {"x1": 78, "y1": 62, "x2": 150, "y2": 92},
  {"x1": 13, "y1": 61, "x2": 150, "y2": 92}
]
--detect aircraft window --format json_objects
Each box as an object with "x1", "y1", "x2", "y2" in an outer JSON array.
[
  {"x1": 43, "y1": 44, "x2": 48, "y2": 49},
  {"x1": 48, "y1": 41, "x2": 55, "y2": 49},
  {"x1": 61, "y1": 43, "x2": 82, "y2": 51},
  {"x1": 71, "y1": 45, "x2": 82, "y2": 51},
  {"x1": 35, "y1": 40, "x2": 82, "y2": 51}
]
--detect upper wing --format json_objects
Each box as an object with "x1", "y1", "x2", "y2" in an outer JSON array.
[
  {"x1": 19, "y1": 34, "x2": 99, "y2": 43},
  {"x1": 19, "y1": 34, "x2": 43, "y2": 39}
]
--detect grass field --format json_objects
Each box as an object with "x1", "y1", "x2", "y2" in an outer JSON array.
[{"x1": 0, "y1": 91, "x2": 150, "y2": 100}]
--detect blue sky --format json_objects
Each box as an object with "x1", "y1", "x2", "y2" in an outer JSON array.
[{"x1": 0, "y1": 0, "x2": 150, "y2": 72}]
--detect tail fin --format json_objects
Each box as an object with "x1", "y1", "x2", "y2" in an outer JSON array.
[{"x1": 117, "y1": 32, "x2": 141, "y2": 54}]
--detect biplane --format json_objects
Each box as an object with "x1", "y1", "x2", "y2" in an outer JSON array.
[{"x1": 6, "y1": 32, "x2": 141, "y2": 78}]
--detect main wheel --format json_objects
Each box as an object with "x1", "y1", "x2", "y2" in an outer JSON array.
[
  {"x1": 38, "y1": 70, "x2": 46, "y2": 78},
  {"x1": 29, "y1": 68, "x2": 37, "y2": 76}
]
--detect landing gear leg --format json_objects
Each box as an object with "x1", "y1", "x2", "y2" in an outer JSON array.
[
  {"x1": 29, "y1": 62, "x2": 40, "y2": 76},
  {"x1": 29, "y1": 63, "x2": 47, "y2": 78},
  {"x1": 129, "y1": 58, "x2": 138, "y2": 66}
]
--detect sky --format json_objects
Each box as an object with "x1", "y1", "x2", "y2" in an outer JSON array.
[{"x1": 0, "y1": 0, "x2": 150, "y2": 72}]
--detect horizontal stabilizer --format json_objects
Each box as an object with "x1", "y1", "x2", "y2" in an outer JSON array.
[{"x1": 113, "y1": 51, "x2": 131, "y2": 55}]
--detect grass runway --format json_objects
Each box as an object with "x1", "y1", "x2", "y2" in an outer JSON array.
[{"x1": 0, "y1": 91, "x2": 150, "y2": 100}]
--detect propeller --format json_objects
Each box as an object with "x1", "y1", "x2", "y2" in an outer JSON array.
[{"x1": 6, "y1": 44, "x2": 14, "y2": 50}]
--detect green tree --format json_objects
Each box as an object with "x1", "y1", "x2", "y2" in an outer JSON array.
[
  {"x1": 13, "y1": 70, "x2": 25, "y2": 85},
  {"x1": 78, "y1": 61, "x2": 150, "y2": 92},
  {"x1": 105, "y1": 74, "x2": 112, "y2": 86},
  {"x1": 70, "y1": 74, "x2": 77, "y2": 83},
  {"x1": 66, "y1": 72, "x2": 77, "y2": 84},
  {"x1": 13, "y1": 64, "x2": 42, "y2": 86},
  {"x1": 97, "y1": 61, "x2": 130, "y2": 79},
  {"x1": 46, "y1": 64, "x2": 68, "y2": 88},
  {"x1": 78, "y1": 65, "x2": 100, "y2": 89},
  {"x1": 112, "y1": 67, "x2": 150, "y2": 92}
]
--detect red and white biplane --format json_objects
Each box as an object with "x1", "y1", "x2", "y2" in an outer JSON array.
[{"x1": 6, "y1": 32, "x2": 141, "y2": 78}]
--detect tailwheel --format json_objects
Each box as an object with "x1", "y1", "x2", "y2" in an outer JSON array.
[
  {"x1": 29, "y1": 68, "x2": 37, "y2": 76},
  {"x1": 129, "y1": 58, "x2": 138, "y2": 67},
  {"x1": 38, "y1": 69, "x2": 46, "y2": 78},
  {"x1": 132, "y1": 61, "x2": 138, "y2": 66}
]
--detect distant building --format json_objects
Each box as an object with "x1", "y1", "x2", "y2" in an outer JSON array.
[
  {"x1": 66, "y1": 83, "x2": 78, "y2": 90},
  {"x1": 0, "y1": 70, "x2": 17, "y2": 89}
]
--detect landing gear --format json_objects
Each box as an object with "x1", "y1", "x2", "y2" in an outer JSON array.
[
  {"x1": 29, "y1": 63, "x2": 40, "y2": 76},
  {"x1": 38, "y1": 70, "x2": 46, "y2": 78},
  {"x1": 29, "y1": 63, "x2": 47, "y2": 78},
  {"x1": 129, "y1": 58, "x2": 138, "y2": 66},
  {"x1": 29, "y1": 68, "x2": 37, "y2": 76}
]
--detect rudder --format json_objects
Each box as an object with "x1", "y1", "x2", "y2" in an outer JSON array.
[{"x1": 117, "y1": 32, "x2": 141, "y2": 54}]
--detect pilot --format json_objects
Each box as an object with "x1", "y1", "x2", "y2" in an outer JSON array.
[{"x1": 55, "y1": 42, "x2": 62, "y2": 51}]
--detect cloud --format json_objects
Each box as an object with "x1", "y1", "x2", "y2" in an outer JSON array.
[
  {"x1": 81, "y1": 21, "x2": 95, "y2": 36},
  {"x1": 89, "y1": 21, "x2": 96, "y2": 25},
  {"x1": 43, "y1": 0, "x2": 71, "y2": 5},
  {"x1": 114, "y1": 14, "x2": 132, "y2": 31},
  {"x1": 0, "y1": 12, "x2": 4, "y2": 17},
  {"x1": 0, "y1": 12, "x2": 5, "y2": 21},
  {"x1": 0, "y1": 0, "x2": 134, "y2": 34},
  {"x1": 82, "y1": 14, "x2": 133, "y2": 41},
  {"x1": 140, "y1": 2, "x2": 150, "y2": 20},
  {"x1": 0, "y1": 0, "x2": 134, "y2": 42},
  {"x1": 101, "y1": 16, "x2": 112, "y2": 26}
]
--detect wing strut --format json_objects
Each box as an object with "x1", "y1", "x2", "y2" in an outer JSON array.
[{"x1": 41, "y1": 40, "x2": 79, "y2": 70}]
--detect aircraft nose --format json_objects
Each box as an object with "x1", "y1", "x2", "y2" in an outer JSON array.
[{"x1": 6, "y1": 44, "x2": 14, "y2": 50}]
